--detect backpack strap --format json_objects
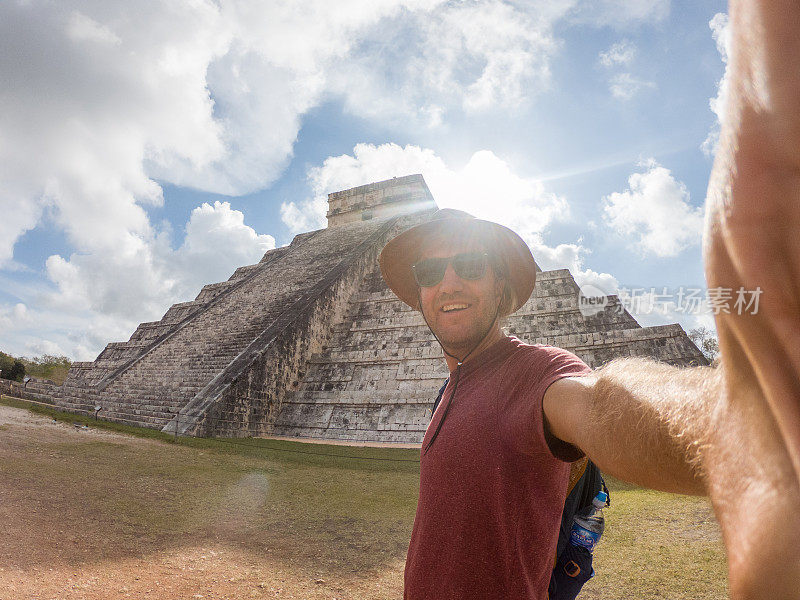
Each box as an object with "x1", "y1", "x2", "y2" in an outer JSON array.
[
  {"x1": 431, "y1": 378, "x2": 450, "y2": 417},
  {"x1": 567, "y1": 458, "x2": 589, "y2": 496}
]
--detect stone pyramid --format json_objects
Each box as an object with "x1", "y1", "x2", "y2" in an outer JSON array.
[{"x1": 44, "y1": 174, "x2": 705, "y2": 443}]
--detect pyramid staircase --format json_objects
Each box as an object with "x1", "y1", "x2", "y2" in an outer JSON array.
[{"x1": 53, "y1": 212, "x2": 423, "y2": 436}]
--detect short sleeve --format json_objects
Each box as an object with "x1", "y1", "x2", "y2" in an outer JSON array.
[{"x1": 498, "y1": 345, "x2": 591, "y2": 461}]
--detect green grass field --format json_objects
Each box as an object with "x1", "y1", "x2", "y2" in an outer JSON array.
[{"x1": 0, "y1": 396, "x2": 728, "y2": 599}]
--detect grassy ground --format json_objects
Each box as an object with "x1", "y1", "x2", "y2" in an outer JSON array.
[{"x1": 0, "y1": 396, "x2": 728, "y2": 599}]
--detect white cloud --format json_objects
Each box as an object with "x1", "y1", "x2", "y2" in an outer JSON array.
[
  {"x1": 26, "y1": 339, "x2": 69, "y2": 359},
  {"x1": 0, "y1": 0, "x2": 579, "y2": 266},
  {"x1": 599, "y1": 41, "x2": 652, "y2": 102},
  {"x1": 603, "y1": 159, "x2": 704, "y2": 257},
  {"x1": 599, "y1": 41, "x2": 636, "y2": 67},
  {"x1": 45, "y1": 200, "x2": 273, "y2": 319},
  {"x1": 175, "y1": 200, "x2": 276, "y2": 295},
  {"x1": 283, "y1": 143, "x2": 569, "y2": 244},
  {"x1": 34, "y1": 201, "x2": 273, "y2": 359},
  {"x1": 13, "y1": 303, "x2": 29, "y2": 322},
  {"x1": 328, "y1": 0, "x2": 571, "y2": 122},
  {"x1": 0, "y1": 187, "x2": 43, "y2": 268},
  {"x1": 67, "y1": 11, "x2": 122, "y2": 45},
  {"x1": 0, "y1": 0, "x2": 665, "y2": 270},
  {"x1": 280, "y1": 200, "x2": 327, "y2": 237},
  {"x1": 701, "y1": 12, "x2": 730, "y2": 156},
  {"x1": 532, "y1": 241, "x2": 620, "y2": 296},
  {"x1": 0, "y1": 303, "x2": 25, "y2": 334},
  {"x1": 570, "y1": 0, "x2": 670, "y2": 26},
  {"x1": 0, "y1": 293, "x2": 126, "y2": 360},
  {"x1": 609, "y1": 72, "x2": 656, "y2": 100}
]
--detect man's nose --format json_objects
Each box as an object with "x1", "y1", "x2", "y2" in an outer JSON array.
[{"x1": 438, "y1": 262, "x2": 464, "y2": 293}]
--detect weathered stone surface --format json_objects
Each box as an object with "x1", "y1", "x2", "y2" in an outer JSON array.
[
  {"x1": 326, "y1": 174, "x2": 436, "y2": 228},
  {"x1": 11, "y1": 174, "x2": 706, "y2": 442},
  {"x1": 0, "y1": 377, "x2": 58, "y2": 404}
]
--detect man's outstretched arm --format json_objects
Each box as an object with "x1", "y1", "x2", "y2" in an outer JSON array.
[
  {"x1": 543, "y1": 361, "x2": 718, "y2": 497},
  {"x1": 544, "y1": 354, "x2": 800, "y2": 598}
]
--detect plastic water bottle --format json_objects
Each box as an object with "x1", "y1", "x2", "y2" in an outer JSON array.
[{"x1": 568, "y1": 491, "x2": 608, "y2": 553}]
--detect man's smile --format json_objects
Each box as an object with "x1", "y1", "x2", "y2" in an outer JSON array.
[{"x1": 441, "y1": 303, "x2": 470, "y2": 313}]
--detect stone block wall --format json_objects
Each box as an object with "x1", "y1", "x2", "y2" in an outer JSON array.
[
  {"x1": 175, "y1": 213, "x2": 424, "y2": 437},
  {"x1": 326, "y1": 174, "x2": 436, "y2": 227},
  {"x1": 0, "y1": 377, "x2": 58, "y2": 404},
  {"x1": 197, "y1": 223, "x2": 401, "y2": 436}
]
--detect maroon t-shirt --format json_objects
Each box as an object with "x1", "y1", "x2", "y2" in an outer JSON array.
[{"x1": 404, "y1": 336, "x2": 592, "y2": 600}]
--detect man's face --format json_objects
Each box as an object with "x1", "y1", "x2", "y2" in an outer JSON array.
[{"x1": 416, "y1": 238, "x2": 504, "y2": 357}]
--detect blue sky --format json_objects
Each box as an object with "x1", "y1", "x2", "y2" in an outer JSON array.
[{"x1": 0, "y1": 0, "x2": 729, "y2": 360}]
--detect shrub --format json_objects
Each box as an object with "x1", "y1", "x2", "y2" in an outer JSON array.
[
  {"x1": 21, "y1": 354, "x2": 72, "y2": 384},
  {"x1": 0, "y1": 352, "x2": 26, "y2": 382}
]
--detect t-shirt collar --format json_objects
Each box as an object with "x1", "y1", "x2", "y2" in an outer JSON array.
[{"x1": 455, "y1": 335, "x2": 519, "y2": 378}]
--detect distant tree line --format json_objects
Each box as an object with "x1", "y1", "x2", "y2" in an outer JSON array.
[
  {"x1": 688, "y1": 327, "x2": 720, "y2": 363},
  {"x1": 0, "y1": 352, "x2": 72, "y2": 384}
]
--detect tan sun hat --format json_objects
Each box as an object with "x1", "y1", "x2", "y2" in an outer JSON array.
[{"x1": 379, "y1": 209, "x2": 537, "y2": 313}]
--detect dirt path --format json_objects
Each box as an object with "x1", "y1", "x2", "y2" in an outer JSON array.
[{"x1": 0, "y1": 405, "x2": 409, "y2": 600}]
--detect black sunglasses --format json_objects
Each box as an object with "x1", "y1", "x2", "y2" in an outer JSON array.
[{"x1": 412, "y1": 252, "x2": 490, "y2": 287}]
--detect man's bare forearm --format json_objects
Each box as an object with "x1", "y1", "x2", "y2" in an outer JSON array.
[
  {"x1": 578, "y1": 359, "x2": 721, "y2": 496},
  {"x1": 576, "y1": 356, "x2": 800, "y2": 599}
]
